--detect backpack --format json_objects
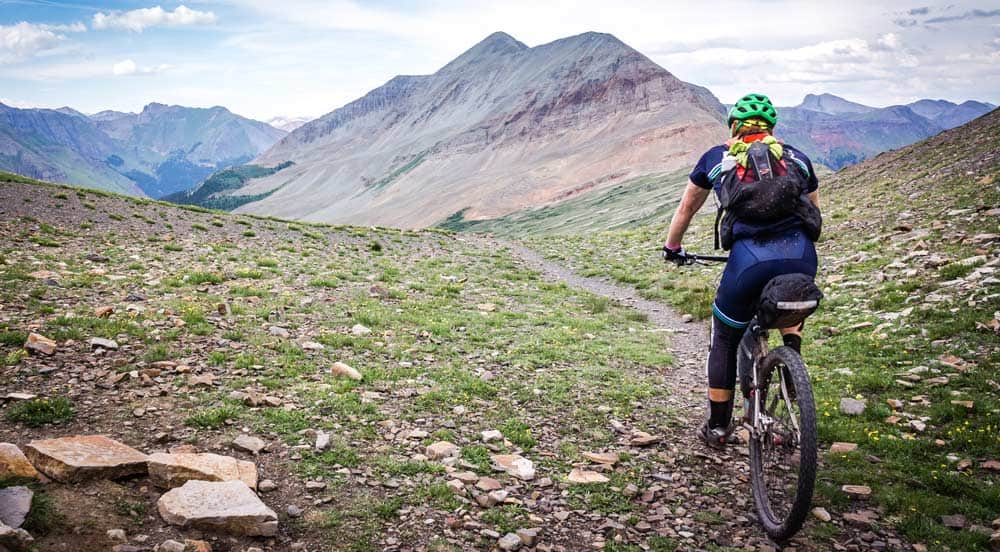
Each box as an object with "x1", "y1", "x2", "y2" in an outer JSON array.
[{"x1": 714, "y1": 141, "x2": 822, "y2": 250}]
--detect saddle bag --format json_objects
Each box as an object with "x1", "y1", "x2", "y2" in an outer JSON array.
[{"x1": 756, "y1": 273, "x2": 823, "y2": 329}]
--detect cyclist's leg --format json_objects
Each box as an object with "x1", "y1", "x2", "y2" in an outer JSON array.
[{"x1": 706, "y1": 239, "x2": 759, "y2": 433}]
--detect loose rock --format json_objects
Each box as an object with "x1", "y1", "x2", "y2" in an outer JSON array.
[
  {"x1": 426, "y1": 441, "x2": 459, "y2": 460},
  {"x1": 0, "y1": 444, "x2": 40, "y2": 480},
  {"x1": 24, "y1": 333, "x2": 56, "y2": 356},
  {"x1": 147, "y1": 452, "x2": 258, "y2": 490},
  {"x1": 840, "y1": 398, "x2": 867, "y2": 416},
  {"x1": 491, "y1": 454, "x2": 535, "y2": 481},
  {"x1": 88, "y1": 337, "x2": 119, "y2": 350},
  {"x1": 567, "y1": 468, "x2": 609, "y2": 484},
  {"x1": 0, "y1": 487, "x2": 32, "y2": 528},
  {"x1": 24, "y1": 435, "x2": 148, "y2": 482},
  {"x1": 842, "y1": 484, "x2": 872, "y2": 498},
  {"x1": 498, "y1": 532, "x2": 522, "y2": 550},
  {"x1": 830, "y1": 442, "x2": 858, "y2": 454},
  {"x1": 232, "y1": 435, "x2": 266, "y2": 455},
  {"x1": 581, "y1": 451, "x2": 619, "y2": 465},
  {"x1": 157, "y1": 480, "x2": 278, "y2": 536},
  {"x1": 812, "y1": 507, "x2": 832, "y2": 522},
  {"x1": 330, "y1": 362, "x2": 362, "y2": 381},
  {"x1": 0, "y1": 521, "x2": 33, "y2": 551},
  {"x1": 157, "y1": 540, "x2": 186, "y2": 552}
]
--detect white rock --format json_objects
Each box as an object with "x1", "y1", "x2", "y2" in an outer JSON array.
[
  {"x1": 481, "y1": 430, "x2": 503, "y2": 443},
  {"x1": 0, "y1": 487, "x2": 32, "y2": 528},
  {"x1": 330, "y1": 362, "x2": 362, "y2": 380},
  {"x1": 314, "y1": 431, "x2": 330, "y2": 452}
]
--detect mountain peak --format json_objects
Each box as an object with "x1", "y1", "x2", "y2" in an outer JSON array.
[
  {"x1": 438, "y1": 31, "x2": 528, "y2": 73},
  {"x1": 797, "y1": 93, "x2": 873, "y2": 115}
]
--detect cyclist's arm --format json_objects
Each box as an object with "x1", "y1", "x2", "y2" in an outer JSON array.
[
  {"x1": 808, "y1": 190, "x2": 819, "y2": 208},
  {"x1": 665, "y1": 181, "x2": 711, "y2": 247}
]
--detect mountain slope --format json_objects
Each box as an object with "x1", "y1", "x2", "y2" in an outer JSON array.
[
  {"x1": 778, "y1": 95, "x2": 994, "y2": 170},
  {"x1": 907, "y1": 99, "x2": 996, "y2": 129},
  {"x1": 0, "y1": 102, "x2": 286, "y2": 198},
  {"x1": 92, "y1": 103, "x2": 288, "y2": 198},
  {"x1": 192, "y1": 31, "x2": 727, "y2": 227},
  {"x1": 0, "y1": 103, "x2": 142, "y2": 196}
]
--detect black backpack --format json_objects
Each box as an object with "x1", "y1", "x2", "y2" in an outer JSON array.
[{"x1": 714, "y1": 141, "x2": 822, "y2": 250}]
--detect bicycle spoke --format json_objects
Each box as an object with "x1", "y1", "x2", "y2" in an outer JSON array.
[{"x1": 757, "y1": 362, "x2": 803, "y2": 522}]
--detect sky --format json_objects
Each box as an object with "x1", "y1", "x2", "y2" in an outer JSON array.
[{"x1": 1, "y1": 0, "x2": 998, "y2": 122}]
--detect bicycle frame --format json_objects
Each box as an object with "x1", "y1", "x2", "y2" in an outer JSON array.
[{"x1": 739, "y1": 319, "x2": 802, "y2": 446}]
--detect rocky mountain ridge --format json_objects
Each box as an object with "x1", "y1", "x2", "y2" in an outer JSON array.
[{"x1": 189, "y1": 31, "x2": 728, "y2": 227}]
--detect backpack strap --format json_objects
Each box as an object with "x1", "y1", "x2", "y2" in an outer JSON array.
[{"x1": 747, "y1": 141, "x2": 774, "y2": 180}]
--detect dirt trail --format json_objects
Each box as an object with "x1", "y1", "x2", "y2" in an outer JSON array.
[{"x1": 496, "y1": 238, "x2": 914, "y2": 552}]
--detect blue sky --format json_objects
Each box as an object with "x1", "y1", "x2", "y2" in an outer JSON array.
[{"x1": 1, "y1": 1, "x2": 998, "y2": 122}]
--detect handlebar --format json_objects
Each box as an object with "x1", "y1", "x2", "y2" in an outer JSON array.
[
  {"x1": 682, "y1": 252, "x2": 728, "y2": 264},
  {"x1": 658, "y1": 247, "x2": 728, "y2": 266}
]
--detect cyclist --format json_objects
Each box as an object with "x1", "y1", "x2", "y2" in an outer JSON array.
[{"x1": 662, "y1": 93, "x2": 821, "y2": 448}]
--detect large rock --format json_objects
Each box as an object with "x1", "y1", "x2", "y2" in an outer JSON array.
[
  {"x1": 0, "y1": 444, "x2": 40, "y2": 480},
  {"x1": 0, "y1": 521, "x2": 33, "y2": 551},
  {"x1": 24, "y1": 333, "x2": 56, "y2": 356},
  {"x1": 147, "y1": 453, "x2": 258, "y2": 490},
  {"x1": 839, "y1": 398, "x2": 867, "y2": 416},
  {"x1": 157, "y1": 480, "x2": 277, "y2": 536},
  {"x1": 426, "y1": 441, "x2": 459, "y2": 460},
  {"x1": 491, "y1": 454, "x2": 535, "y2": 481},
  {"x1": 24, "y1": 435, "x2": 148, "y2": 482},
  {"x1": 0, "y1": 487, "x2": 32, "y2": 528},
  {"x1": 566, "y1": 468, "x2": 609, "y2": 484}
]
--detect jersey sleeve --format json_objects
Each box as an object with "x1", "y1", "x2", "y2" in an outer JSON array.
[
  {"x1": 688, "y1": 147, "x2": 722, "y2": 189},
  {"x1": 787, "y1": 146, "x2": 819, "y2": 193}
]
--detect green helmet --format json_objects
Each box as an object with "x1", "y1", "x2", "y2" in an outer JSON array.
[{"x1": 727, "y1": 93, "x2": 778, "y2": 127}]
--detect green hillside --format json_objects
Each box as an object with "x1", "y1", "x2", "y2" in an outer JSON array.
[{"x1": 438, "y1": 170, "x2": 691, "y2": 237}]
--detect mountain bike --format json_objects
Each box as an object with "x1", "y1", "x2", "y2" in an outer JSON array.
[{"x1": 668, "y1": 251, "x2": 820, "y2": 543}]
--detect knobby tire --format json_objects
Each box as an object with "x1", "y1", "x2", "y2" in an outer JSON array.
[{"x1": 749, "y1": 346, "x2": 817, "y2": 543}]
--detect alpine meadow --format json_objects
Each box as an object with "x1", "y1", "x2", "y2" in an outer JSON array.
[{"x1": 1, "y1": 3, "x2": 998, "y2": 552}]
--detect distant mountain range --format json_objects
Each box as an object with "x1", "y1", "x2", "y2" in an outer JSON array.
[
  {"x1": 2, "y1": 32, "x2": 994, "y2": 222},
  {"x1": 0, "y1": 103, "x2": 286, "y2": 197},
  {"x1": 266, "y1": 116, "x2": 312, "y2": 133},
  {"x1": 170, "y1": 33, "x2": 995, "y2": 228},
  {"x1": 174, "y1": 31, "x2": 728, "y2": 227},
  {"x1": 775, "y1": 93, "x2": 994, "y2": 170}
]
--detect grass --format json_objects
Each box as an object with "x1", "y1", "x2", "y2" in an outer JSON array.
[
  {"x1": 184, "y1": 405, "x2": 242, "y2": 428},
  {"x1": 5, "y1": 397, "x2": 75, "y2": 426}
]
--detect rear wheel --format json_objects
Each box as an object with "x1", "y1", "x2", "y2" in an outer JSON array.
[{"x1": 748, "y1": 346, "x2": 817, "y2": 542}]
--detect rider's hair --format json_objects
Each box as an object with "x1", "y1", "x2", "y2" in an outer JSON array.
[{"x1": 731, "y1": 117, "x2": 773, "y2": 137}]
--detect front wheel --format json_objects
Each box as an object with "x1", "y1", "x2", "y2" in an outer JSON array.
[{"x1": 748, "y1": 346, "x2": 818, "y2": 542}]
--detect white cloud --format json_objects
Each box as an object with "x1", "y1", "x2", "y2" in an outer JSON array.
[
  {"x1": 874, "y1": 32, "x2": 900, "y2": 51},
  {"x1": 112, "y1": 59, "x2": 137, "y2": 75},
  {"x1": 93, "y1": 5, "x2": 217, "y2": 33},
  {"x1": 38, "y1": 22, "x2": 87, "y2": 33},
  {"x1": 0, "y1": 22, "x2": 64, "y2": 63},
  {"x1": 113, "y1": 58, "x2": 170, "y2": 76}
]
